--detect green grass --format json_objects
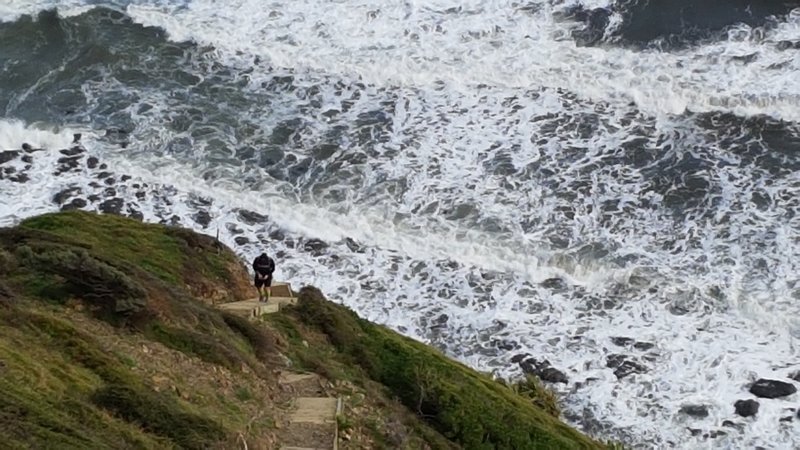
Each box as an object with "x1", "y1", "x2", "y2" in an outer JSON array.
[
  {"x1": 0, "y1": 212, "x2": 269, "y2": 448},
  {"x1": 285, "y1": 287, "x2": 604, "y2": 450},
  {"x1": 91, "y1": 384, "x2": 226, "y2": 449},
  {"x1": 16, "y1": 211, "x2": 238, "y2": 290},
  {"x1": 18, "y1": 212, "x2": 185, "y2": 283}
]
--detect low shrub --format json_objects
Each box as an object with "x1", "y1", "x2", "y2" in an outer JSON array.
[
  {"x1": 222, "y1": 311, "x2": 278, "y2": 361},
  {"x1": 511, "y1": 374, "x2": 561, "y2": 418},
  {"x1": 91, "y1": 384, "x2": 226, "y2": 449}
]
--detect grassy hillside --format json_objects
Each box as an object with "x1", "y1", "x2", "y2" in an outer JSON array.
[{"x1": 0, "y1": 211, "x2": 607, "y2": 449}]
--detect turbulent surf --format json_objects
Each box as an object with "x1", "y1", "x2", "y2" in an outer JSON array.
[{"x1": 1, "y1": 1, "x2": 800, "y2": 447}]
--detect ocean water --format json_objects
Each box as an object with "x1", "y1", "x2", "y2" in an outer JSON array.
[{"x1": 1, "y1": 1, "x2": 800, "y2": 447}]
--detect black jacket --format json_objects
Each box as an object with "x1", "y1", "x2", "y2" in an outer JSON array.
[{"x1": 252, "y1": 254, "x2": 275, "y2": 276}]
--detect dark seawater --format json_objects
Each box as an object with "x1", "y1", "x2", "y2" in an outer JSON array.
[
  {"x1": 564, "y1": 0, "x2": 800, "y2": 47},
  {"x1": 1, "y1": 1, "x2": 800, "y2": 448}
]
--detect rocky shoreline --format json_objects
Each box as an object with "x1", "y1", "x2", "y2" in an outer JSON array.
[{"x1": 3, "y1": 140, "x2": 800, "y2": 445}]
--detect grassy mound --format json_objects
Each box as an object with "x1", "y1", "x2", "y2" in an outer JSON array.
[
  {"x1": 0, "y1": 211, "x2": 279, "y2": 448},
  {"x1": 275, "y1": 287, "x2": 604, "y2": 450}
]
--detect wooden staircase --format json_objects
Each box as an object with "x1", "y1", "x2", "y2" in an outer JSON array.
[{"x1": 215, "y1": 282, "x2": 342, "y2": 449}]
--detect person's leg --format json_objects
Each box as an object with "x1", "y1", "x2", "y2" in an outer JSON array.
[
  {"x1": 265, "y1": 274, "x2": 273, "y2": 301},
  {"x1": 254, "y1": 275, "x2": 264, "y2": 301}
]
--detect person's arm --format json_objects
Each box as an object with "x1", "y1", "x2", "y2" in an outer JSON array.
[{"x1": 267, "y1": 257, "x2": 275, "y2": 274}]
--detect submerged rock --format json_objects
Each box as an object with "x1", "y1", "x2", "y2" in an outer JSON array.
[
  {"x1": 680, "y1": 404, "x2": 709, "y2": 418},
  {"x1": 99, "y1": 198, "x2": 124, "y2": 215},
  {"x1": 610, "y1": 336, "x2": 635, "y2": 347},
  {"x1": 237, "y1": 209, "x2": 268, "y2": 225},
  {"x1": 303, "y1": 238, "x2": 329, "y2": 255},
  {"x1": 193, "y1": 210, "x2": 212, "y2": 228},
  {"x1": 606, "y1": 354, "x2": 648, "y2": 379},
  {"x1": 519, "y1": 358, "x2": 569, "y2": 384},
  {"x1": 749, "y1": 379, "x2": 797, "y2": 399},
  {"x1": 734, "y1": 399, "x2": 759, "y2": 417},
  {"x1": 0, "y1": 151, "x2": 19, "y2": 165}
]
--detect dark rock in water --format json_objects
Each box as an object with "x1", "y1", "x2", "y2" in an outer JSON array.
[
  {"x1": 541, "y1": 277, "x2": 567, "y2": 291},
  {"x1": 21, "y1": 143, "x2": 32, "y2": 151},
  {"x1": 60, "y1": 147, "x2": 83, "y2": 156},
  {"x1": 777, "y1": 40, "x2": 800, "y2": 51},
  {"x1": 519, "y1": 358, "x2": 569, "y2": 384},
  {"x1": 344, "y1": 237, "x2": 365, "y2": 253},
  {"x1": 303, "y1": 238, "x2": 329, "y2": 255},
  {"x1": 234, "y1": 236, "x2": 250, "y2": 246},
  {"x1": 226, "y1": 223, "x2": 244, "y2": 235},
  {"x1": 61, "y1": 198, "x2": 87, "y2": 211},
  {"x1": 708, "y1": 430, "x2": 727, "y2": 439},
  {"x1": 96, "y1": 171, "x2": 113, "y2": 179},
  {"x1": 780, "y1": 415, "x2": 794, "y2": 422},
  {"x1": 72, "y1": 133, "x2": 81, "y2": 143},
  {"x1": 99, "y1": 163, "x2": 107, "y2": 170},
  {"x1": 99, "y1": 198, "x2": 124, "y2": 215},
  {"x1": 9, "y1": 173, "x2": 29, "y2": 183},
  {"x1": 680, "y1": 404, "x2": 709, "y2": 418},
  {"x1": 611, "y1": 337, "x2": 635, "y2": 347},
  {"x1": 730, "y1": 53, "x2": 758, "y2": 64},
  {"x1": 87, "y1": 156, "x2": 99, "y2": 169},
  {"x1": 539, "y1": 367, "x2": 569, "y2": 384},
  {"x1": 121, "y1": 175, "x2": 131, "y2": 182},
  {"x1": 87, "y1": 195, "x2": 100, "y2": 203},
  {"x1": 21, "y1": 155, "x2": 33, "y2": 164},
  {"x1": 55, "y1": 156, "x2": 83, "y2": 175},
  {"x1": 237, "y1": 209, "x2": 269, "y2": 225},
  {"x1": 721, "y1": 420, "x2": 744, "y2": 431},
  {"x1": 103, "y1": 177, "x2": 115, "y2": 186},
  {"x1": 511, "y1": 353, "x2": 530, "y2": 364},
  {"x1": 193, "y1": 210, "x2": 212, "y2": 228},
  {"x1": 749, "y1": 379, "x2": 797, "y2": 399},
  {"x1": 53, "y1": 187, "x2": 81, "y2": 204},
  {"x1": 633, "y1": 341, "x2": 655, "y2": 351},
  {"x1": 734, "y1": 399, "x2": 759, "y2": 417},
  {"x1": 789, "y1": 371, "x2": 800, "y2": 382},
  {"x1": 432, "y1": 314, "x2": 449, "y2": 327},
  {"x1": 126, "y1": 206, "x2": 144, "y2": 221},
  {"x1": 606, "y1": 354, "x2": 648, "y2": 379},
  {"x1": 135, "y1": 191, "x2": 146, "y2": 200},
  {"x1": 268, "y1": 229, "x2": 286, "y2": 242},
  {"x1": 0, "y1": 151, "x2": 19, "y2": 164},
  {"x1": 687, "y1": 427, "x2": 702, "y2": 437},
  {"x1": 494, "y1": 339, "x2": 517, "y2": 351}
]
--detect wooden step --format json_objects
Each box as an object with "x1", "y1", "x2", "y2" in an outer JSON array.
[
  {"x1": 279, "y1": 372, "x2": 319, "y2": 385},
  {"x1": 217, "y1": 296, "x2": 297, "y2": 317},
  {"x1": 290, "y1": 398, "x2": 337, "y2": 424}
]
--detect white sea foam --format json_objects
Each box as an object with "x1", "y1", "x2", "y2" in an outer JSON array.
[
  {"x1": 2, "y1": 1, "x2": 800, "y2": 448},
  {"x1": 126, "y1": 0, "x2": 800, "y2": 121}
]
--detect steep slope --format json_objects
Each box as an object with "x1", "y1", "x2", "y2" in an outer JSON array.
[{"x1": 0, "y1": 211, "x2": 608, "y2": 449}]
